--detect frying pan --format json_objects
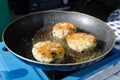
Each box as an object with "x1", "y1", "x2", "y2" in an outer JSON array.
[{"x1": 2, "y1": 11, "x2": 115, "y2": 71}]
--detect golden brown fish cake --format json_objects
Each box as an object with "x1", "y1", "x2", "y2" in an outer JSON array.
[
  {"x1": 66, "y1": 33, "x2": 96, "y2": 52},
  {"x1": 52, "y1": 22, "x2": 76, "y2": 39},
  {"x1": 32, "y1": 40, "x2": 64, "y2": 63}
]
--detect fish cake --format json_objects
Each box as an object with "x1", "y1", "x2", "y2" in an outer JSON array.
[
  {"x1": 32, "y1": 40, "x2": 64, "y2": 63},
  {"x1": 66, "y1": 33, "x2": 96, "y2": 52},
  {"x1": 52, "y1": 22, "x2": 76, "y2": 39}
]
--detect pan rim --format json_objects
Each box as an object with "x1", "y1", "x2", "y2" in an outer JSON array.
[{"x1": 2, "y1": 11, "x2": 116, "y2": 66}]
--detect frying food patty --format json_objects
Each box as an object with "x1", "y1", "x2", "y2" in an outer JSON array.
[
  {"x1": 32, "y1": 41, "x2": 64, "y2": 63},
  {"x1": 52, "y1": 22, "x2": 76, "y2": 39},
  {"x1": 66, "y1": 33, "x2": 96, "y2": 52}
]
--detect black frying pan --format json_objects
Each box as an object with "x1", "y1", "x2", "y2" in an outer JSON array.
[{"x1": 2, "y1": 11, "x2": 115, "y2": 71}]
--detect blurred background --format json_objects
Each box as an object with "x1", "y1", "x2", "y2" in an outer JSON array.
[
  {"x1": 1, "y1": 0, "x2": 120, "y2": 41},
  {"x1": 8, "y1": 0, "x2": 120, "y2": 21}
]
